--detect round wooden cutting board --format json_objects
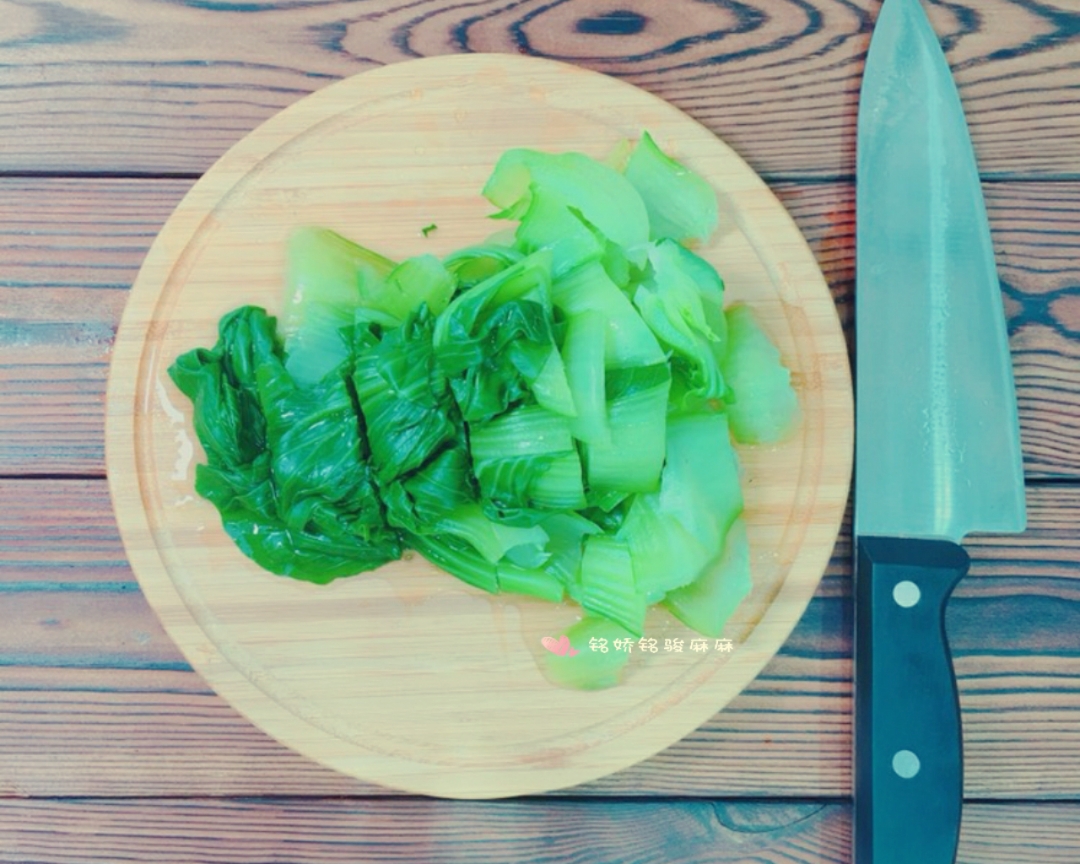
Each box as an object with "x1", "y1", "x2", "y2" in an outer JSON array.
[{"x1": 105, "y1": 53, "x2": 852, "y2": 799}]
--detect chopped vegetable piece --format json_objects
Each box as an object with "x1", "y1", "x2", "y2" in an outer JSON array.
[
  {"x1": 282, "y1": 227, "x2": 396, "y2": 385},
  {"x1": 469, "y1": 405, "x2": 585, "y2": 510},
  {"x1": 624, "y1": 131, "x2": 719, "y2": 244},
  {"x1": 382, "y1": 445, "x2": 473, "y2": 534},
  {"x1": 561, "y1": 310, "x2": 610, "y2": 445},
  {"x1": 618, "y1": 491, "x2": 711, "y2": 597},
  {"x1": 584, "y1": 369, "x2": 670, "y2": 495},
  {"x1": 514, "y1": 186, "x2": 605, "y2": 276},
  {"x1": 722, "y1": 304, "x2": 799, "y2": 444},
  {"x1": 483, "y1": 148, "x2": 650, "y2": 264},
  {"x1": 351, "y1": 308, "x2": 459, "y2": 486},
  {"x1": 497, "y1": 560, "x2": 565, "y2": 602},
  {"x1": 406, "y1": 532, "x2": 499, "y2": 594},
  {"x1": 537, "y1": 512, "x2": 602, "y2": 587},
  {"x1": 664, "y1": 518, "x2": 752, "y2": 638},
  {"x1": 443, "y1": 243, "x2": 523, "y2": 288},
  {"x1": 551, "y1": 262, "x2": 665, "y2": 369},
  {"x1": 579, "y1": 534, "x2": 648, "y2": 637},
  {"x1": 282, "y1": 301, "x2": 353, "y2": 388},
  {"x1": 169, "y1": 307, "x2": 401, "y2": 583},
  {"x1": 544, "y1": 617, "x2": 634, "y2": 690},
  {"x1": 615, "y1": 410, "x2": 741, "y2": 597},
  {"x1": 634, "y1": 239, "x2": 726, "y2": 400},
  {"x1": 382, "y1": 255, "x2": 457, "y2": 319},
  {"x1": 659, "y1": 412, "x2": 744, "y2": 554},
  {"x1": 256, "y1": 354, "x2": 384, "y2": 540},
  {"x1": 528, "y1": 347, "x2": 577, "y2": 421},
  {"x1": 281, "y1": 227, "x2": 397, "y2": 338},
  {"x1": 431, "y1": 502, "x2": 548, "y2": 565},
  {"x1": 433, "y1": 249, "x2": 574, "y2": 421}
]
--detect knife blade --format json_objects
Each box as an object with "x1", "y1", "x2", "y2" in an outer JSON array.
[{"x1": 854, "y1": 0, "x2": 1027, "y2": 861}]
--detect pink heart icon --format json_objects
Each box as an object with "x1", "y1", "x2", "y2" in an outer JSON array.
[{"x1": 541, "y1": 635, "x2": 579, "y2": 657}]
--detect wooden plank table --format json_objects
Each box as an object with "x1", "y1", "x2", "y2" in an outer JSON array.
[{"x1": 2, "y1": 1, "x2": 1078, "y2": 861}]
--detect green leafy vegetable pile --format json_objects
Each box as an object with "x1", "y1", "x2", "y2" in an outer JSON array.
[{"x1": 169, "y1": 132, "x2": 797, "y2": 651}]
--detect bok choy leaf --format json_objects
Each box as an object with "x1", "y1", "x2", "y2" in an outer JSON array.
[
  {"x1": 169, "y1": 306, "x2": 401, "y2": 583},
  {"x1": 169, "y1": 133, "x2": 800, "y2": 672}
]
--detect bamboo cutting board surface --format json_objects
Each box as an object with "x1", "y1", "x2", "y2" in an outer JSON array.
[{"x1": 105, "y1": 53, "x2": 852, "y2": 799}]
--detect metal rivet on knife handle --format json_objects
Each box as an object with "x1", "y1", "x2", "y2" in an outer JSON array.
[
  {"x1": 893, "y1": 580, "x2": 921, "y2": 607},
  {"x1": 893, "y1": 750, "x2": 921, "y2": 779}
]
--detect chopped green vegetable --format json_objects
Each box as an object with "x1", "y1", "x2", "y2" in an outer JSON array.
[
  {"x1": 618, "y1": 492, "x2": 710, "y2": 599},
  {"x1": 551, "y1": 261, "x2": 665, "y2": 369},
  {"x1": 281, "y1": 227, "x2": 397, "y2": 338},
  {"x1": 544, "y1": 617, "x2": 634, "y2": 690},
  {"x1": 382, "y1": 254, "x2": 456, "y2": 319},
  {"x1": 624, "y1": 131, "x2": 719, "y2": 245},
  {"x1": 443, "y1": 243, "x2": 523, "y2": 288},
  {"x1": 496, "y1": 560, "x2": 565, "y2": 602},
  {"x1": 421, "y1": 223, "x2": 438, "y2": 237},
  {"x1": 722, "y1": 304, "x2": 799, "y2": 444},
  {"x1": 432, "y1": 249, "x2": 574, "y2": 421},
  {"x1": 281, "y1": 227, "x2": 397, "y2": 385},
  {"x1": 431, "y1": 502, "x2": 548, "y2": 566},
  {"x1": 406, "y1": 532, "x2": 499, "y2": 594},
  {"x1": 351, "y1": 308, "x2": 459, "y2": 486},
  {"x1": 483, "y1": 148, "x2": 650, "y2": 262},
  {"x1": 170, "y1": 134, "x2": 800, "y2": 682},
  {"x1": 469, "y1": 404, "x2": 585, "y2": 511},
  {"x1": 513, "y1": 186, "x2": 605, "y2": 276},
  {"x1": 634, "y1": 239, "x2": 726, "y2": 400},
  {"x1": 616, "y1": 411, "x2": 741, "y2": 599},
  {"x1": 382, "y1": 445, "x2": 473, "y2": 534},
  {"x1": 583, "y1": 367, "x2": 671, "y2": 495},
  {"x1": 578, "y1": 534, "x2": 647, "y2": 637},
  {"x1": 537, "y1": 512, "x2": 602, "y2": 588},
  {"x1": 169, "y1": 307, "x2": 401, "y2": 583},
  {"x1": 664, "y1": 518, "x2": 752, "y2": 638},
  {"x1": 561, "y1": 309, "x2": 610, "y2": 445}
]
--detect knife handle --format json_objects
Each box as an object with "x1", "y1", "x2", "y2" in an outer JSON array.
[{"x1": 854, "y1": 536, "x2": 969, "y2": 864}]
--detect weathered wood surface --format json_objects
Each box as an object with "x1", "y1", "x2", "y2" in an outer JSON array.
[
  {"x1": 2, "y1": 0, "x2": 1079, "y2": 858},
  {"x1": 1, "y1": 479, "x2": 1077, "y2": 800},
  {"x1": 0, "y1": 0, "x2": 1078, "y2": 179},
  {"x1": 3, "y1": 178, "x2": 1079, "y2": 477},
  {"x1": 0, "y1": 798, "x2": 1078, "y2": 864},
  {"x1": 0, "y1": 799, "x2": 851, "y2": 864}
]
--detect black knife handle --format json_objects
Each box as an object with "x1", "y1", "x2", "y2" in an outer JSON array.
[{"x1": 854, "y1": 536, "x2": 970, "y2": 864}]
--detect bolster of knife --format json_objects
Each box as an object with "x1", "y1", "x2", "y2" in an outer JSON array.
[{"x1": 854, "y1": 536, "x2": 970, "y2": 864}]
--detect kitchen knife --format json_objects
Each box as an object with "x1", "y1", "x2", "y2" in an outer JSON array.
[{"x1": 854, "y1": 0, "x2": 1027, "y2": 861}]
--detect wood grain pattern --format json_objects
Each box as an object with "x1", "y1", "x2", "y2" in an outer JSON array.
[
  {"x1": 0, "y1": 798, "x2": 1077, "y2": 864},
  {"x1": 2, "y1": 480, "x2": 1078, "y2": 798},
  {"x1": 0, "y1": 177, "x2": 193, "y2": 474},
  {"x1": 0, "y1": 0, "x2": 1076, "y2": 855},
  {"x1": 3, "y1": 178, "x2": 1078, "y2": 477},
  {"x1": 0, "y1": 661, "x2": 854, "y2": 799},
  {"x1": 0, "y1": 0, "x2": 1078, "y2": 178},
  {"x1": 3, "y1": 799, "x2": 851, "y2": 864}
]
